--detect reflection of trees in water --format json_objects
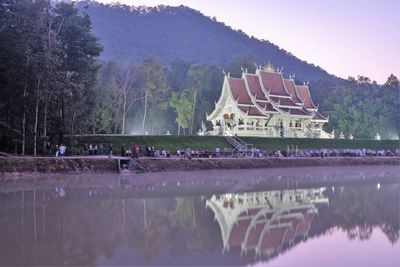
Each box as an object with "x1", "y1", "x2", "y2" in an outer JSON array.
[
  {"x1": 0, "y1": 191, "x2": 221, "y2": 265},
  {"x1": 312, "y1": 183, "x2": 399, "y2": 244},
  {"x1": 0, "y1": 182, "x2": 398, "y2": 266},
  {"x1": 135, "y1": 197, "x2": 221, "y2": 260},
  {"x1": 169, "y1": 197, "x2": 222, "y2": 254},
  {"x1": 346, "y1": 224, "x2": 373, "y2": 241}
]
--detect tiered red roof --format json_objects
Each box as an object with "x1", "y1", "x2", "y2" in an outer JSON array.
[
  {"x1": 295, "y1": 212, "x2": 315, "y2": 237},
  {"x1": 257, "y1": 102, "x2": 276, "y2": 112},
  {"x1": 270, "y1": 97, "x2": 298, "y2": 107},
  {"x1": 248, "y1": 208, "x2": 262, "y2": 216},
  {"x1": 224, "y1": 68, "x2": 326, "y2": 120},
  {"x1": 283, "y1": 217, "x2": 302, "y2": 243},
  {"x1": 226, "y1": 207, "x2": 317, "y2": 255},
  {"x1": 312, "y1": 110, "x2": 328, "y2": 121},
  {"x1": 295, "y1": 85, "x2": 316, "y2": 110},
  {"x1": 228, "y1": 219, "x2": 251, "y2": 246},
  {"x1": 245, "y1": 74, "x2": 268, "y2": 100},
  {"x1": 259, "y1": 71, "x2": 289, "y2": 97},
  {"x1": 246, "y1": 224, "x2": 265, "y2": 247},
  {"x1": 284, "y1": 79, "x2": 302, "y2": 104},
  {"x1": 238, "y1": 106, "x2": 264, "y2": 116},
  {"x1": 228, "y1": 78, "x2": 252, "y2": 105},
  {"x1": 260, "y1": 227, "x2": 287, "y2": 251},
  {"x1": 280, "y1": 108, "x2": 312, "y2": 116},
  {"x1": 258, "y1": 71, "x2": 302, "y2": 110}
]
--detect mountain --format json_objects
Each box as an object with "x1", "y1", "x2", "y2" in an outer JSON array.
[{"x1": 78, "y1": 1, "x2": 341, "y2": 83}]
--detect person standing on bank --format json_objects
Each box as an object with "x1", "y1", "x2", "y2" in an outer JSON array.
[
  {"x1": 46, "y1": 142, "x2": 52, "y2": 156},
  {"x1": 109, "y1": 143, "x2": 113, "y2": 157},
  {"x1": 59, "y1": 144, "x2": 66, "y2": 156},
  {"x1": 121, "y1": 144, "x2": 126, "y2": 157}
]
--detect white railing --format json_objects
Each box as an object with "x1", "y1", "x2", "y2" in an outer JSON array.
[{"x1": 225, "y1": 135, "x2": 254, "y2": 158}]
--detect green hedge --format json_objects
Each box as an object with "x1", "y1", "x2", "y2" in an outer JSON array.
[
  {"x1": 65, "y1": 135, "x2": 399, "y2": 154},
  {"x1": 241, "y1": 137, "x2": 399, "y2": 151}
]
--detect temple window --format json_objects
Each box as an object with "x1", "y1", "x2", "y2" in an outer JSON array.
[
  {"x1": 289, "y1": 121, "x2": 293, "y2": 127},
  {"x1": 238, "y1": 119, "x2": 244, "y2": 125}
]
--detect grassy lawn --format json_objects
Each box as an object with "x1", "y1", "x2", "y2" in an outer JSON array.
[
  {"x1": 66, "y1": 135, "x2": 399, "y2": 154},
  {"x1": 66, "y1": 135, "x2": 230, "y2": 153}
]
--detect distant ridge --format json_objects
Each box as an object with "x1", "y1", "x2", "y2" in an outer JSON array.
[{"x1": 78, "y1": 1, "x2": 342, "y2": 83}]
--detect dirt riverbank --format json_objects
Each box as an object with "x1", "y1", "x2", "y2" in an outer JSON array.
[
  {"x1": 135, "y1": 157, "x2": 400, "y2": 172},
  {"x1": 0, "y1": 156, "x2": 118, "y2": 177},
  {"x1": 0, "y1": 156, "x2": 399, "y2": 178}
]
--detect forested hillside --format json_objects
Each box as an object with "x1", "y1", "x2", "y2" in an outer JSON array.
[{"x1": 78, "y1": 1, "x2": 340, "y2": 83}]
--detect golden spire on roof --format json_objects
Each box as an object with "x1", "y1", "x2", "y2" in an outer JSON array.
[{"x1": 264, "y1": 61, "x2": 275, "y2": 72}]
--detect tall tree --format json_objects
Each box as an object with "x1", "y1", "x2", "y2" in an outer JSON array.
[
  {"x1": 93, "y1": 62, "x2": 116, "y2": 134},
  {"x1": 115, "y1": 65, "x2": 138, "y2": 134},
  {"x1": 138, "y1": 58, "x2": 170, "y2": 134},
  {"x1": 184, "y1": 64, "x2": 221, "y2": 134},
  {"x1": 55, "y1": 2, "x2": 102, "y2": 139},
  {"x1": 169, "y1": 91, "x2": 192, "y2": 135}
]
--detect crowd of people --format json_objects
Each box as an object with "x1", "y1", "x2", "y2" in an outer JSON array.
[
  {"x1": 81, "y1": 143, "x2": 108, "y2": 155},
  {"x1": 116, "y1": 145, "x2": 400, "y2": 159},
  {"x1": 43, "y1": 142, "x2": 400, "y2": 158},
  {"x1": 45, "y1": 142, "x2": 67, "y2": 157},
  {"x1": 270, "y1": 147, "x2": 399, "y2": 158}
]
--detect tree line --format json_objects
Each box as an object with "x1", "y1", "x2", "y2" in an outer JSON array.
[
  {"x1": 95, "y1": 59, "x2": 222, "y2": 136},
  {"x1": 321, "y1": 74, "x2": 399, "y2": 139},
  {"x1": 1, "y1": 1, "x2": 398, "y2": 155},
  {"x1": 0, "y1": 0, "x2": 101, "y2": 154}
]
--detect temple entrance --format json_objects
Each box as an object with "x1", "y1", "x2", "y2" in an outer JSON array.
[{"x1": 223, "y1": 113, "x2": 235, "y2": 128}]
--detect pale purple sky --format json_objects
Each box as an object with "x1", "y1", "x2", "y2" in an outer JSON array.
[
  {"x1": 256, "y1": 228, "x2": 400, "y2": 267},
  {"x1": 96, "y1": 0, "x2": 400, "y2": 83}
]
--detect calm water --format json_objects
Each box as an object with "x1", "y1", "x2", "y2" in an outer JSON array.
[{"x1": 0, "y1": 166, "x2": 399, "y2": 266}]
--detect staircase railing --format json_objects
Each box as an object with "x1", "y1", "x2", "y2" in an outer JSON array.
[{"x1": 225, "y1": 135, "x2": 254, "y2": 158}]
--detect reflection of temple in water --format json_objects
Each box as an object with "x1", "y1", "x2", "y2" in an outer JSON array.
[{"x1": 206, "y1": 188, "x2": 329, "y2": 258}]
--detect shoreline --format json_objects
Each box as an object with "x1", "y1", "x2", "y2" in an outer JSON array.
[
  {"x1": 1, "y1": 165, "x2": 398, "y2": 197},
  {"x1": 0, "y1": 156, "x2": 399, "y2": 178},
  {"x1": 135, "y1": 157, "x2": 400, "y2": 172}
]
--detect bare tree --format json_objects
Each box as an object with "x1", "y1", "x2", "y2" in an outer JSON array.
[{"x1": 116, "y1": 65, "x2": 146, "y2": 134}]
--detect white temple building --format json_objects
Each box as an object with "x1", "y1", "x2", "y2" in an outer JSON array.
[{"x1": 206, "y1": 63, "x2": 331, "y2": 138}]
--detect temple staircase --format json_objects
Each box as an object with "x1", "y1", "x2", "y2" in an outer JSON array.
[
  {"x1": 225, "y1": 135, "x2": 254, "y2": 158},
  {"x1": 117, "y1": 158, "x2": 146, "y2": 173}
]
